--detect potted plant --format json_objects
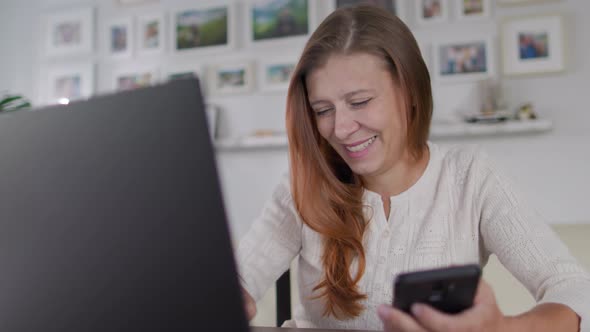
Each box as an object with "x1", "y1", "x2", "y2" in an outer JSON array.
[{"x1": 0, "y1": 93, "x2": 31, "y2": 113}]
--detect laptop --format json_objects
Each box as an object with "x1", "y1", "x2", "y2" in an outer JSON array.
[{"x1": 0, "y1": 79, "x2": 249, "y2": 331}]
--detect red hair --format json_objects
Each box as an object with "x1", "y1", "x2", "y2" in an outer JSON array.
[{"x1": 286, "y1": 5, "x2": 432, "y2": 318}]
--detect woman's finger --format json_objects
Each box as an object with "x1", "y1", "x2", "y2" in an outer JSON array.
[{"x1": 241, "y1": 288, "x2": 257, "y2": 320}]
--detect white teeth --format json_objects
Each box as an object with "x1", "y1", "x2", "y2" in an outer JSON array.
[{"x1": 345, "y1": 136, "x2": 376, "y2": 152}]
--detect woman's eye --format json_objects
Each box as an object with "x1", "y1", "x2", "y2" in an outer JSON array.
[
  {"x1": 351, "y1": 98, "x2": 372, "y2": 108},
  {"x1": 315, "y1": 108, "x2": 333, "y2": 116}
]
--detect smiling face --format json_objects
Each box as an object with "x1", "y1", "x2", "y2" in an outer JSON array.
[{"x1": 306, "y1": 52, "x2": 410, "y2": 179}]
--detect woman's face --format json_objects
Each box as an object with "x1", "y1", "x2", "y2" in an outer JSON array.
[{"x1": 306, "y1": 53, "x2": 410, "y2": 178}]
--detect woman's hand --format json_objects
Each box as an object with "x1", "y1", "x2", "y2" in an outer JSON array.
[
  {"x1": 377, "y1": 279, "x2": 510, "y2": 332},
  {"x1": 242, "y1": 287, "x2": 257, "y2": 321}
]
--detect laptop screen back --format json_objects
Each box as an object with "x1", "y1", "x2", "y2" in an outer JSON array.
[{"x1": 0, "y1": 79, "x2": 249, "y2": 332}]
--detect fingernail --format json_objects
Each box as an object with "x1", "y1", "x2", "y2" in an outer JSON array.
[{"x1": 411, "y1": 303, "x2": 423, "y2": 316}]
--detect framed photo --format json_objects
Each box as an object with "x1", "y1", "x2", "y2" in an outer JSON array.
[
  {"x1": 44, "y1": 63, "x2": 94, "y2": 105},
  {"x1": 105, "y1": 17, "x2": 133, "y2": 58},
  {"x1": 136, "y1": 13, "x2": 165, "y2": 56},
  {"x1": 433, "y1": 38, "x2": 494, "y2": 83},
  {"x1": 498, "y1": 0, "x2": 560, "y2": 6},
  {"x1": 171, "y1": 2, "x2": 235, "y2": 54},
  {"x1": 327, "y1": 0, "x2": 406, "y2": 22},
  {"x1": 501, "y1": 14, "x2": 565, "y2": 76},
  {"x1": 44, "y1": 7, "x2": 94, "y2": 57},
  {"x1": 415, "y1": 0, "x2": 449, "y2": 26},
  {"x1": 456, "y1": 0, "x2": 491, "y2": 21},
  {"x1": 208, "y1": 61, "x2": 255, "y2": 96},
  {"x1": 112, "y1": 67, "x2": 159, "y2": 92},
  {"x1": 246, "y1": 0, "x2": 316, "y2": 45},
  {"x1": 258, "y1": 56, "x2": 298, "y2": 92}
]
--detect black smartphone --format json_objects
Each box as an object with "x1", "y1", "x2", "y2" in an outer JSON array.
[{"x1": 392, "y1": 264, "x2": 481, "y2": 315}]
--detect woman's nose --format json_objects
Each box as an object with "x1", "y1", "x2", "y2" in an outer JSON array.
[{"x1": 333, "y1": 109, "x2": 360, "y2": 140}]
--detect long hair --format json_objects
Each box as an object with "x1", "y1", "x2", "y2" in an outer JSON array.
[{"x1": 285, "y1": 5, "x2": 432, "y2": 319}]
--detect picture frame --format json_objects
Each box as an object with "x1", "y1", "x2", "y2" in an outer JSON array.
[
  {"x1": 112, "y1": 66, "x2": 159, "y2": 92},
  {"x1": 245, "y1": 0, "x2": 317, "y2": 46},
  {"x1": 497, "y1": 0, "x2": 560, "y2": 6},
  {"x1": 43, "y1": 7, "x2": 94, "y2": 57},
  {"x1": 455, "y1": 0, "x2": 491, "y2": 21},
  {"x1": 170, "y1": 1, "x2": 236, "y2": 55},
  {"x1": 415, "y1": 0, "x2": 449, "y2": 26},
  {"x1": 44, "y1": 62, "x2": 94, "y2": 105},
  {"x1": 500, "y1": 14, "x2": 565, "y2": 76},
  {"x1": 327, "y1": 0, "x2": 406, "y2": 22},
  {"x1": 258, "y1": 56, "x2": 298, "y2": 92},
  {"x1": 104, "y1": 17, "x2": 134, "y2": 59},
  {"x1": 433, "y1": 38, "x2": 494, "y2": 83},
  {"x1": 208, "y1": 61, "x2": 255, "y2": 96},
  {"x1": 136, "y1": 13, "x2": 166, "y2": 56}
]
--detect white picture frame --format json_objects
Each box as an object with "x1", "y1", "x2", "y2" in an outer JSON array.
[
  {"x1": 104, "y1": 17, "x2": 134, "y2": 59},
  {"x1": 326, "y1": 0, "x2": 406, "y2": 23},
  {"x1": 136, "y1": 13, "x2": 166, "y2": 56},
  {"x1": 415, "y1": 0, "x2": 449, "y2": 26},
  {"x1": 500, "y1": 14, "x2": 565, "y2": 76},
  {"x1": 455, "y1": 0, "x2": 491, "y2": 21},
  {"x1": 245, "y1": 0, "x2": 317, "y2": 48},
  {"x1": 43, "y1": 7, "x2": 94, "y2": 57},
  {"x1": 43, "y1": 62, "x2": 94, "y2": 105},
  {"x1": 258, "y1": 55, "x2": 298, "y2": 92},
  {"x1": 433, "y1": 38, "x2": 494, "y2": 83},
  {"x1": 208, "y1": 61, "x2": 255, "y2": 96},
  {"x1": 170, "y1": 1, "x2": 236, "y2": 55},
  {"x1": 112, "y1": 66, "x2": 159, "y2": 92}
]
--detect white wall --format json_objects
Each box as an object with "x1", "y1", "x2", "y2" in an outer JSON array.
[{"x1": 1, "y1": 0, "x2": 589, "y2": 251}]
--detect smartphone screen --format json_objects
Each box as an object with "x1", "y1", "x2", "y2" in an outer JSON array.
[{"x1": 392, "y1": 264, "x2": 481, "y2": 314}]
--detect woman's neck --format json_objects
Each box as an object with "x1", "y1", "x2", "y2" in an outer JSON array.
[
  {"x1": 362, "y1": 145, "x2": 430, "y2": 198},
  {"x1": 362, "y1": 145, "x2": 430, "y2": 220}
]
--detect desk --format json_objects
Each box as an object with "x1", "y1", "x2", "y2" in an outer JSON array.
[{"x1": 252, "y1": 327, "x2": 377, "y2": 332}]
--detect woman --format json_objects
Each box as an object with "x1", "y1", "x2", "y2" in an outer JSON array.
[{"x1": 237, "y1": 5, "x2": 590, "y2": 331}]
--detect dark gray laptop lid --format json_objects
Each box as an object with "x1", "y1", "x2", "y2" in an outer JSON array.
[{"x1": 0, "y1": 79, "x2": 249, "y2": 332}]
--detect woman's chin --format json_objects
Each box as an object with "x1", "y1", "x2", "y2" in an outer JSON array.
[{"x1": 346, "y1": 159, "x2": 380, "y2": 177}]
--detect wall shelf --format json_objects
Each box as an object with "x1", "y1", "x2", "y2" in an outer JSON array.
[
  {"x1": 429, "y1": 119, "x2": 553, "y2": 139},
  {"x1": 215, "y1": 134, "x2": 288, "y2": 151},
  {"x1": 214, "y1": 119, "x2": 553, "y2": 151}
]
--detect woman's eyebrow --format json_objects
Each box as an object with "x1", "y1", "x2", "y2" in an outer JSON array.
[
  {"x1": 342, "y1": 89, "x2": 376, "y2": 99},
  {"x1": 310, "y1": 89, "x2": 376, "y2": 107}
]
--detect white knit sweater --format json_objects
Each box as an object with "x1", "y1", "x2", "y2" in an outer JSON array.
[{"x1": 236, "y1": 142, "x2": 590, "y2": 331}]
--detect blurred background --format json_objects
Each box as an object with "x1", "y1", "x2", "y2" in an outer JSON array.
[{"x1": 1, "y1": 0, "x2": 588, "y2": 327}]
